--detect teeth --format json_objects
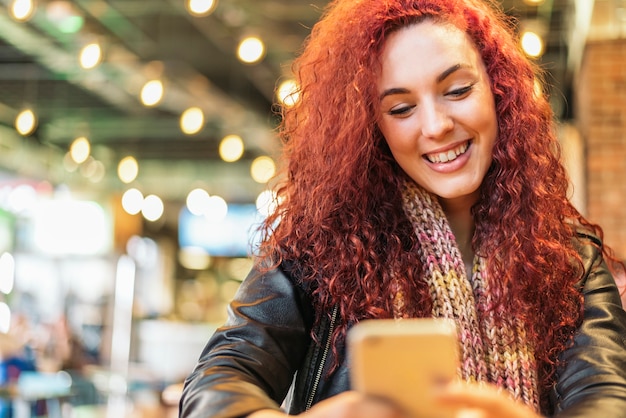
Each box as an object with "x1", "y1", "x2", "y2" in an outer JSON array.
[{"x1": 426, "y1": 142, "x2": 469, "y2": 164}]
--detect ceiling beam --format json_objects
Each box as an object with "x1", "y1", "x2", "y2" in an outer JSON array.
[{"x1": 0, "y1": 4, "x2": 277, "y2": 150}]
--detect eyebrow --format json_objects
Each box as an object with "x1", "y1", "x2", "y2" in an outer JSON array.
[
  {"x1": 379, "y1": 63, "x2": 469, "y2": 101},
  {"x1": 437, "y1": 63, "x2": 466, "y2": 82}
]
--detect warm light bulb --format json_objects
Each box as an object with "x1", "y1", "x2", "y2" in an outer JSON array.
[
  {"x1": 122, "y1": 188, "x2": 144, "y2": 215},
  {"x1": 256, "y1": 189, "x2": 278, "y2": 217},
  {"x1": 277, "y1": 79, "x2": 300, "y2": 107},
  {"x1": 180, "y1": 107, "x2": 205, "y2": 135},
  {"x1": 79, "y1": 42, "x2": 102, "y2": 69},
  {"x1": 219, "y1": 134, "x2": 244, "y2": 162},
  {"x1": 186, "y1": 0, "x2": 217, "y2": 16},
  {"x1": 237, "y1": 37, "x2": 265, "y2": 64},
  {"x1": 15, "y1": 109, "x2": 37, "y2": 136},
  {"x1": 70, "y1": 136, "x2": 91, "y2": 163},
  {"x1": 118, "y1": 156, "x2": 139, "y2": 183},
  {"x1": 142, "y1": 194, "x2": 164, "y2": 222},
  {"x1": 140, "y1": 80, "x2": 164, "y2": 107},
  {"x1": 186, "y1": 188, "x2": 210, "y2": 216},
  {"x1": 11, "y1": 0, "x2": 35, "y2": 21},
  {"x1": 250, "y1": 156, "x2": 276, "y2": 184},
  {"x1": 521, "y1": 31, "x2": 544, "y2": 58}
]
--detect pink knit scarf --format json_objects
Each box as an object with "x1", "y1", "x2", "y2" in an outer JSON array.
[{"x1": 399, "y1": 179, "x2": 540, "y2": 410}]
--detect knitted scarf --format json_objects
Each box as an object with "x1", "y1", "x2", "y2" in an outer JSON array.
[{"x1": 399, "y1": 179, "x2": 540, "y2": 411}]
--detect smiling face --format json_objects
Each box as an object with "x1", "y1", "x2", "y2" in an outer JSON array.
[{"x1": 377, "y1": 20, "x2": 497, "y2": 208}]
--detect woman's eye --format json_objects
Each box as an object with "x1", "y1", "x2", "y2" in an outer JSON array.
[
  {"x1": 388, "y1": 105, "x2": 414, "y2": 116},
  {"x1": 446, "y1": 84, "x2": 474, "y2": 98}
]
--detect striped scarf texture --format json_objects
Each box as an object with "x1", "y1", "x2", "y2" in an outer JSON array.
[{"x1": 399, "y1": 179, "x2": 540, "y2": 411}]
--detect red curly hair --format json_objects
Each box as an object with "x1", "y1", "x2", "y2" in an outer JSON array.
[{"x1": 258, "y1": 0, "x2": 603, "y2": 411}]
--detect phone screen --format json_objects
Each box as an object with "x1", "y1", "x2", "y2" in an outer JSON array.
[{"x1": 348, "y1": 318, "x2": 459, "y2": 418}]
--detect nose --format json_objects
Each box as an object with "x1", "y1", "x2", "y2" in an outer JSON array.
[{"x1": 419, "y1": 99, "x2": 454, "y2": 139}]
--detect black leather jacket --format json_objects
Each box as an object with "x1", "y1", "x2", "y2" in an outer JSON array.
[{"x1": 179, "y1": 232, "x2": 626, "y2": 418}]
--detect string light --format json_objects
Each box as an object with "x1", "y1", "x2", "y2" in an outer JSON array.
[
  {"x1": 521, "y1": 30, "x2": 544, "y2": 58},
  {"x1": 122, "y1": 188, "x2": 144, "y2": 215},
  {"x1": 219, "y1": 135, "x2": 244, "y2": 162},
  {"x1": 79, "y1": 42, "x2": 102, "y2": 69},
  {"x1": 180, "y1": 107, "x2": 205, "y2": 135},
  {"x1": 250, "y1": 156, "x2": 276, "y2": 184},
  {"x1": 118, "y1": 156, "x2": 139, "y2": 184},
  {"x1": 10, "y1": 0, "x2": 35, "y2": 22},
  {"x1": 15, "y1": 109, "x2": 37, "y2": 136},
  {"x1": 142, "y1": 194, "x2": 164, "y2": 222},
  {"x1": 70, "y1": 136, "x2": 91, "y2": 164},
  {"x1": 186, "y1": 0, "x2": 218, "y2": 16},
  {"x1": 140, "y1": 80, "x2": 164, "y2": 107},
  {"x1": 277, "y1": 79, "x2": 300, "y2": 107},
  {"x1": 186, "y1": 188, "x2": 211, "y2": 216},
  {"x1": 237, "y1": 36, "x2": 265, "y2": 64},
  {"x1": 256, "y1": 189, "x2": 278, "y2": 217}
]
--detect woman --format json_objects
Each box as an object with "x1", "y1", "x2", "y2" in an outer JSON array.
[{"x1": 179, "y1": 0, "x2": 626, "y2": 417}]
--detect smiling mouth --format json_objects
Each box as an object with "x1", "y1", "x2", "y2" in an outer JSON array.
[{"x1": 424, "y1": 141, "x2": 470, "y2": 164}]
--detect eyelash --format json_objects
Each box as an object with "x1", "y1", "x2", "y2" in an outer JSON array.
[
  {"x1": 388, "y1": 106, "x2": 414, "y2": 116},
  {"x1": 387, "y1": 84, "x2": 475, "y2": 116},
  {"x1": 446, "y1": 84, "x2": 474, "y2": 97}
]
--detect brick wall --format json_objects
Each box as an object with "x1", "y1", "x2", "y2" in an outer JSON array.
[{"x1": 577, "y1": 39, "x2": 626, "y2": 259}]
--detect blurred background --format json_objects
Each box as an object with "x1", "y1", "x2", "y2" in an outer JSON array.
[{"x1": 0, "y1": 0, "x2": 623, "y2": 417}]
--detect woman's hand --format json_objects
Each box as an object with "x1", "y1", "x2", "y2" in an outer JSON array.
[
  {"x1": 247, "y1": 391, "x2": 409, "y2": 418},
  {"x1": 435, "y1": 381, "x2": 544, "y2": 418},
  {"x1": 248, "y1": 383, "x2": 542, "y2": 418}
]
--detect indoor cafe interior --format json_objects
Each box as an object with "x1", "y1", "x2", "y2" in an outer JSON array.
[{"x1": 0, "y1": 0, "x2": 624, "y2": 417}]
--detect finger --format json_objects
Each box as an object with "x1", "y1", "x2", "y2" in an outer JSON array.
[
  {"x1": 304, "y1": 391, "x2": 408, "y2": 418},
  {"x1": 436, "y1": 382, "x2": 504, "y2": 407},
  {"x1": 455, "y1": 409, "x2": 486, "y2": 418},
  {"x1": 434, "y1": 382, "x2": 539, "y2": 418}
]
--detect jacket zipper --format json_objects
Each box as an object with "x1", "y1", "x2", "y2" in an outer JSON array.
[{"x1": 305, "y1": 304, "x2": 338, "y2": 410}]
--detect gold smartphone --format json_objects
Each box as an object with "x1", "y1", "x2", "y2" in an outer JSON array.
[{"x1": 347, "y1": 318, "x2": 459, "y2": 418}]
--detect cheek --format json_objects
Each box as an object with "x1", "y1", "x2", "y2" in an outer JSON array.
[
  {"x1": 380, "y1": 121, "x2": 418, "y2": 154},
  {"x1": 481, "y1": 103, "x2": 497, "y2": 127},
  {"x1": 475, "y1": 95, "x2": 498, "y2": 136},
  {"x1": 385, "y1": 138, "x2": 417, "y2": 166},
  {"x1": 482, "y1": 112, "x2": 498, "y2": 150}
]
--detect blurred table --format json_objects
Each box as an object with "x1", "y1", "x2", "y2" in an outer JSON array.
[{"x1": 0, "y1": 371, "x2": 72, "y2": 418}]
